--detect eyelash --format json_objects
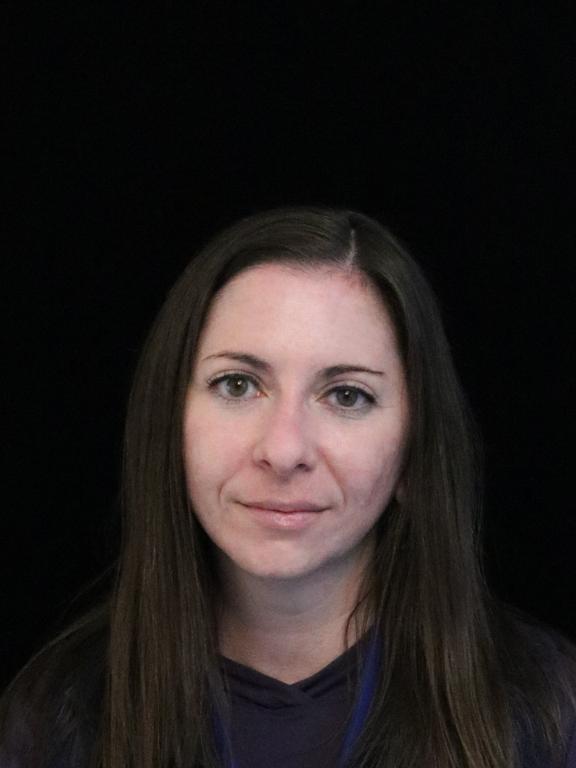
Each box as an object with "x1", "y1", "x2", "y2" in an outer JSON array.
[{"x1": 206, "y1": 372, "x2": 377, "y2": 412}]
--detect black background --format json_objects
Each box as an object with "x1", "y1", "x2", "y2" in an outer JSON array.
[{"x1": 3, "y1": 2, "x2": 575, "y2": 688}]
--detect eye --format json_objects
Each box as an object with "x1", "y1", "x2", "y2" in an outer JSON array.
[
  {"x1": 325, "y1": 385, "x2": 376, "y2": 410},
  {"x1": 207, "y1": 372, "x2": 262, "y2": 401},
  {"x1": 206, "y1": 375, "x2": 376, "y2": 411}
]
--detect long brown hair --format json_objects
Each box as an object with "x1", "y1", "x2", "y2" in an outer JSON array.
[{"x1": 2, "y1": 207, "x2": 575, "y2": 767}]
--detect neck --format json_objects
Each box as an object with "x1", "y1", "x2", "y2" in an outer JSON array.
[{"x1": 217, "y1": 546, "x2": 373, "y2": 684}]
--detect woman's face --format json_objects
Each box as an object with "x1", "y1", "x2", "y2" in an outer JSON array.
[{"x1": 183, "y1": 263, "x2": 408, "y2": 583}]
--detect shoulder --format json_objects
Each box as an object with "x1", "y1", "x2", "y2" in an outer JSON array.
[
  {"x1": 494, "y1": 604, "x2": 576, "y2": 682},
  {"x1": 566, "y1": 725, "x2": 576, "y2": 768},
  {"x1": 494, "y1": 605, "x2": 576, "y2": 767},
  {"x1": 0, "y1": 606, "x2": 107, "y2": 768}
]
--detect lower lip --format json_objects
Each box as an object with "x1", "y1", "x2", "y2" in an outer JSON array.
[{"x1": 243, "y1": 505, "x2": 324, "y2": 530}]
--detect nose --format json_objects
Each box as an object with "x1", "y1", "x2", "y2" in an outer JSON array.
[{"x1": 252, "y1": 397, "x2": 317, "y2": 478}]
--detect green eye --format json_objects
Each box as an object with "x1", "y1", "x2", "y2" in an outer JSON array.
[
  {"x1": 328, "y1": 386, "x2": 375, "y2": 410},
  {"x1": 224, "y1": 376, "x2": 251, "y2": 397},
  {"x1": 209, "y1": 373, "x2": 261, "y2": 400},
  {"x1": 207, "y1": 375, "x2": 376, "y2": 411}
]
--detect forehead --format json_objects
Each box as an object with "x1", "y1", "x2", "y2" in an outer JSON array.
[{"x1": 197, "y1": 264, "x2": 399, "y2": 367}]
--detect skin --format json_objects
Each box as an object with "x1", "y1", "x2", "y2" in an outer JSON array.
[{"x1": 183, "y1": 263, "x2": 409, "y2": 682}]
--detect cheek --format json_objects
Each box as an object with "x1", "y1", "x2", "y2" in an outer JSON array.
[
  {"x1": 183, "y1": 414, "x2": 247, "y2": 498},
  {"x1": 337, "y1": 440, "x2": 405, "y2": 512}
]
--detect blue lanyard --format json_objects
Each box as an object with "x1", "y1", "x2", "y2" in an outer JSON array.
[{"x1": 214, "y1": 632, "x2": 380, "y2": 768}]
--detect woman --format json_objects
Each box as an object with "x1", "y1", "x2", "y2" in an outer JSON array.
[{"x1": 2, "y1": 206, "x2": 575, "y2": 768}]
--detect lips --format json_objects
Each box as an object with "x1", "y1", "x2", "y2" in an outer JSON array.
[
  {"x1": 240, "y1": 500, "x2": 326, "y2": 513},
  {"x1": 239, "y1": 500, "x2": 326, "y2": 531}
]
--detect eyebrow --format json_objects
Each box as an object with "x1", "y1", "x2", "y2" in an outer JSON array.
[{"x1": 201, "y1": 352, "x2": 385, "y2": 379}]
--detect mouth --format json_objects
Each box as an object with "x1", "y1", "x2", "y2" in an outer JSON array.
[
  {"x1": 238, "y1": 500, "x2": 327, "y2": 530},
  {"x1": 240, "y1": 500, "x2": 327, "y2": 513}
]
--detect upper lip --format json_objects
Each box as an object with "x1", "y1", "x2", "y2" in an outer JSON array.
[{"x1": 241, "y1": 500, "x2": 327, "y2": 513}]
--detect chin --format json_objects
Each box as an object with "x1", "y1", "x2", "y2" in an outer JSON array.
[
  {"x1": 227, "y1": 548, "x2": 322, "y2": 582},
  {"x1": 217, "y1": 536, "x2": 370, "y2": 584},
  {"x1": 242, "y1": 559, "x2": 316, "y2": 582}
]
